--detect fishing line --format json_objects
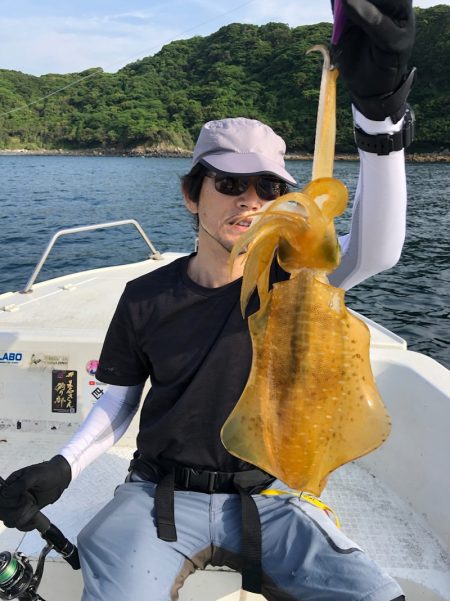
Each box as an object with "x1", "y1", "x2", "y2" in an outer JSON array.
[{"x1": 0, "y1": 0, "x2": 258, "y2": 118}]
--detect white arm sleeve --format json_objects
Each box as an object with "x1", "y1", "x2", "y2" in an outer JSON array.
[
  {"x1": 329, "y1": 107, "x2": 407, "y2": 291},
  {"x1": 59, "y1": 384, "x2": 143, "y2": 479}
]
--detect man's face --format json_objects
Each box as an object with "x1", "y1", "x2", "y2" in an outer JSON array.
[{"x1": 185, "y1": 173, "x2": 284, "y2": 254}]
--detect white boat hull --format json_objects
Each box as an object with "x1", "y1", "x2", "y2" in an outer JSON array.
[{"x1": 1, "y1": 256, "x2": 449, "y2": 600}]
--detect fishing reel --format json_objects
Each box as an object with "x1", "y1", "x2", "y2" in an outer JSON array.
[
  {"x1": 0, "y1": 478, "x2": 80, "y2": 601},
  {"x1": 0, "y1": 519, "x2": 79, "y2": 601},
  {"x1": 0, "y1": 548, "x2": 48, "y2": 601}
]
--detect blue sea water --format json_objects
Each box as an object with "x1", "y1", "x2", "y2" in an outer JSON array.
[{"x1": 0, "y1": 155, "x2": 449, "y2": 368}]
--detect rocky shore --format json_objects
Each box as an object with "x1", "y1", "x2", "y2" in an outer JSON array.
[
  {"x1": 0, "y1": 147, "x2": 449, "y2": 163},
  {"x1": 0, "y1": 145, "x2": 192, "y2": 159},
  {"x1": 287, "y1": 152, "x2": 450, "y2": 163}
]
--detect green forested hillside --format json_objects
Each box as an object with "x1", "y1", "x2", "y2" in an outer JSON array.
[{"x1": 0, "y1": 5, "x2": 448, "y2": 153}]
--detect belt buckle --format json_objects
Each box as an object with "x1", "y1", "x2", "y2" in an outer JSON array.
[{"x1": 184, "y1": 468, "x2": 218, "y2": 493}]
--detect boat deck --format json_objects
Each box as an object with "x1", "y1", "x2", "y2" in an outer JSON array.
[{"x1": 0, "y1": 435, "x2": 448, "y2": 601}]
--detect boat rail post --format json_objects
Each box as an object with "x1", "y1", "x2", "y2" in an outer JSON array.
[{"x1": 21, "y1": 219, "x2": 162, "y2": 294}]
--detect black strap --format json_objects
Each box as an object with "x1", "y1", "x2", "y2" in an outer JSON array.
[
  {"x1": 154, "y1": 470, "x2": 177, "y2": 542},
  {"x1": 233, "y1": 471, "x2": 267, "y2": 594},
  {"x1": 354, "y1": 105, "x2": 415, "y2": 155}
]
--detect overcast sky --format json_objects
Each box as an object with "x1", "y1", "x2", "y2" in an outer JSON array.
[{"x1": 0, "y1": 0, "x2": 446, "y2": 75}]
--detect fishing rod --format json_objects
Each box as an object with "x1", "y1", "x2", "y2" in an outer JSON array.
[{"x1": 0, "y1": 477, "x2": 80, "y2": 601}]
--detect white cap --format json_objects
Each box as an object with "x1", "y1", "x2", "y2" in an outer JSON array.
[{"x1": 192, "y1": 117, "x2": 296, "y2": 185}]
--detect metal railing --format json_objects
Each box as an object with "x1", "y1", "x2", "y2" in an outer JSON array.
[{"x1": 21, "y1": 219, "x2": 162, "y2": 293}]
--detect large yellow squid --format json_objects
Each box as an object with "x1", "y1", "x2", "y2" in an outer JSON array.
[{"x1": 221, "y1": 46, "x2": 391, "y2": 496}]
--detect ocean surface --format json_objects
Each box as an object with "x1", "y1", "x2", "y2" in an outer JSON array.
[{"x1": 0, "y1": 155, "x2": 449, "y2": 368}]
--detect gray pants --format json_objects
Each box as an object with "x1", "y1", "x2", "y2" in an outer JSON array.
[{"x1": 78, "y1": 478, "x2": 403, "y2": 601}]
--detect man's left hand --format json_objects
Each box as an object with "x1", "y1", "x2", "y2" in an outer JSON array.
[{"x1": 331, "y1": 0, "x2": 416, "y2": 122}]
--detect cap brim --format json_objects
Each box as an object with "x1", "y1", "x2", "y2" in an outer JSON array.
[{"x1": 201, "y1": 152, "x2": 297, "y2": 186}]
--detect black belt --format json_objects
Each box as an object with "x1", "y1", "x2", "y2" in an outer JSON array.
[
  {"x1": 128, "y1": 458, "x2": 275, "y2": 594},
  {"x1": 174, "y1": 465, "x2": 239, "y2": 493}
]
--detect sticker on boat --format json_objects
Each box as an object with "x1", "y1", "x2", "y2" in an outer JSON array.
[
  {"x1": 0, "y1": 352, "x2": 23, "y2": 364},
  {"x1": 29, "y1": 353, "x2": 69, "y2": 368},
  {"x1": 51, "y1": 370, "x2": 77, "y2": 413},
  {"x1": 86, "y1": 359, "x2": 99, "y2": 375}
]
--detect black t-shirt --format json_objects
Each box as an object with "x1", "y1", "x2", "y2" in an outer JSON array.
[{"x1": 96, "y1": 254, "x2": 277, "y2": 472}]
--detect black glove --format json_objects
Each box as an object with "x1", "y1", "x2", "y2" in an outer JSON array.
[
  {"x1": 331, "y1": 0, "x2": 416, "y2": 122},
  {"x1": 0, "y1": 455, "x2": 71, "y2": 531}
]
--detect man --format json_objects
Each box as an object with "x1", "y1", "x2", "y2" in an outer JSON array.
[{"x1": 0, "y1": 1, "x2": 415, "y2": 599}]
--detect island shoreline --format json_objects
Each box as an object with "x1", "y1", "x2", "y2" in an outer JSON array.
[{"x1": 0, "y1": 148, "x2": 448, "y2": 163}]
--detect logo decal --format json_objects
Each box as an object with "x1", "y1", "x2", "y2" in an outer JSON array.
[
  {"x1": 91, "y1": 387, "x2": 104, "y2": 401},
  {"x1": 0, "y1": 352, "x2": 23, "y2": 364},
  {"x1": 30, "y1": 353, "x2": 68, "y2": 368},
  {"x1": 86, "y1": 360, "x2": 99, "y2": 375}
]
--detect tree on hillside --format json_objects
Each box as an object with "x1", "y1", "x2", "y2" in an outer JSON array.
[{"x1": 0, "y1": 6, "x2": 447, "y2": 152}]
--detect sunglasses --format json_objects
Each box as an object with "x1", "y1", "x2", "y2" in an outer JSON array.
[{"x1": 206, "y1": 172, "x2": 288, "y2": 201}]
